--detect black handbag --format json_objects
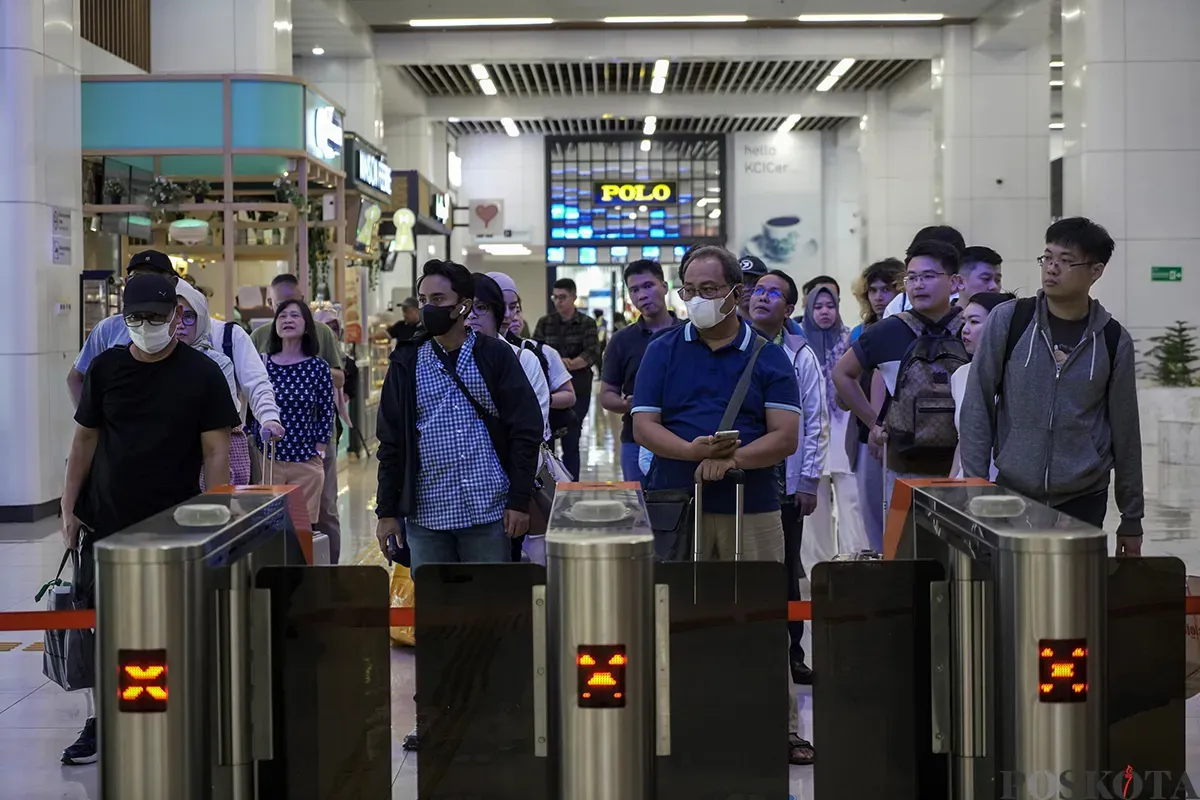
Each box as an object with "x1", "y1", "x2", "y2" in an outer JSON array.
[{"x1": 643, "y1": 334, "x2": 768, "y2": 559}]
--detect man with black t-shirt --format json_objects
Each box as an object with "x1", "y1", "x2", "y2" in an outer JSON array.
[
  {"x1": 832, "y1": 240, "x2": 963, "y2": 514},
  {"x1": 59, "y1": 273, "x2": 239, "y2": 765}
]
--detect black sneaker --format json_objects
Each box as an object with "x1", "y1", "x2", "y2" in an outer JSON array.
[
  {"x1": 62, "y1": 717, "x2": 97, "y2": 765},
  {"x1": 402, "y1": 724, "x2": 418, "y2": 751},
  {"x1": 791, "y1": 660, "x2": 813, "y2": 686}
]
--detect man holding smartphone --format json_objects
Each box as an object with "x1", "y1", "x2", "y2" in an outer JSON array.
[{"x1": 600, "y1": 259, "x2": 681, "y2": 483}]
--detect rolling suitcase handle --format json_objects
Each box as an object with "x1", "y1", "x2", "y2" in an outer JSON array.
[
  {"x1": 259, "y1": 439, "x2": 276, "y2": 486},
  {"x1": 691, "y1": 469, "x2": 746, "y2": 561}
]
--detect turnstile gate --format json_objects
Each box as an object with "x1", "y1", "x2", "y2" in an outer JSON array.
[
  {"x1": 812, "y1": 483, "x2": 1186, "y2": 800},
  {"x1": 95, "y1": 491, "x2": 391, "y2": 800}
]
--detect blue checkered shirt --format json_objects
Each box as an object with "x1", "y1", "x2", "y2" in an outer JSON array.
[{"x1": 409, "y1": 332, "x2": 509, "y2": 530}]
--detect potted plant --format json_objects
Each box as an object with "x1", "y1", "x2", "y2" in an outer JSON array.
[
  {"x1": 148, "y1": 176, "x2": 184, "y2": 221},
  {"x1": 185, "y1": 179, "x2": 211, "y2": 204},
  {"x1": 1139, "y1": 321, "x2": 1200, "y2": 465},
  {"x1": 103, "y1": 178, "x2": 125, "y2": 204},
  {"x1": 273, "y1": 176, "x2": 307, "y2": 211}
]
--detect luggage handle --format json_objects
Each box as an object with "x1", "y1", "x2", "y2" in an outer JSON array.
[
  {"x1": 260, "y1": 439, "x2": 276, "y2": 485},
  {"x1": 692, "y1": 469, "x2": 746, "y2": 603}
]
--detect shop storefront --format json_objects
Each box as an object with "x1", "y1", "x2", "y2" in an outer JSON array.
[
  {"x1": 80, "y1": 74, "x2": 349, "y2": 331},
  {"x1": 545, "y1": 134, "x2": 726, "y2": 322}
]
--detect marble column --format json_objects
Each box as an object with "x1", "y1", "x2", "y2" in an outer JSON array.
[
  {"x1": 1061, "y1": 0, "x2": 1200, "y2": 340},
  {"x1": 859, "y1": 90, "x2": 936, "y2": 262},
  {"x1": 0, "y1": 0, "x2": 84, "y2": 519}
]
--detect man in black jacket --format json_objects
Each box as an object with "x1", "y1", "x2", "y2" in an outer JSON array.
[{"x1": 374, "y1": 259, "x2": 542, "y2": 570}]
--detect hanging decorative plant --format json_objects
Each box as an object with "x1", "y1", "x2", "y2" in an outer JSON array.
[
  {"x1": 309, "y1": 226, "x2": 331, "y2": 300},
  {"x1": 185, "y1": 178, "x2": 211, "y2": 204},
  {"x1": 102, "y1": 178, "x2": 126, "y2": 204},
  {"x1": 1146, "y1": 321, "x2": 1200, "y2": 387},
  {"x1": 272, "y1": 176, "x2": 308, "y2": 213},
  {"x1": 148, "y1": 176, "x2": 184, "y2": 220}
]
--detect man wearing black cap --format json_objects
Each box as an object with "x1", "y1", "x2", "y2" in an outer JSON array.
[
  {"x1": 58, "y1": 272, "x2": 240, "y2": 765},
  {"x1": 388, "y1": 296, "x2": 422, "y2": 343},
  {"x1": 66, "y1": 249, "x2": 179, "y2": 406}
]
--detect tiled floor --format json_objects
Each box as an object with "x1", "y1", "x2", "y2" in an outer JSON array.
[{"x1": 1, "y1": 396, "x2": 1198, "y2": 798}]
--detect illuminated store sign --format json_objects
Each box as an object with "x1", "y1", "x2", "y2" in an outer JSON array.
[
  {"x1": 356, "y1": 150, "x2": 392, "y2": 195},
  {"x1": 593, "y1": 182, "x2": 676, "y2": 205},
  {"x1": 308, "y1": 106, "x2": 344, "y2": 162},
  {"x1": 433, "y1": 193, "x2": 451, "y2": 226}
]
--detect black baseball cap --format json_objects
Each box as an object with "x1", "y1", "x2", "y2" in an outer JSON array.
[
  {"x1": 739, "y1": 255, "x2": 769, "y2": 279},
  {"x1": 401, "y1": 297, "x2": 419, "y2": 310},
  {"x1": 123, "y1": 273, "x2": 178, "y2": 316},
  {"x1": 126, "y1": 250, "x2": 177, "y2": 277}
]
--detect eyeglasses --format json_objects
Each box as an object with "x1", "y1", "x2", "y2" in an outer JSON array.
[
  {"x1": 124, "y1": 313, "x2": 171, "y2": 328},
  {"x1": 750, "y1": 286, "x2": 786, "y2": 303},
  {"x1": 469, "y1": 302, "x2": 492, "y2": 317},
  {"x1": 1037, "y1": 254, "x2": 1095, "y2": 271},
  {"x1": 677, "y1": 284, "x2": 732, "y2": 301},
  {"x1": 902, "y1": 271, "x2": 948, "y2": 287},
  {"x1": 551, "y1": 293, "x2": 572, "y2": 303},
  {"x1": 178, "y1": 311, "x2": 198, "y2": 326}
]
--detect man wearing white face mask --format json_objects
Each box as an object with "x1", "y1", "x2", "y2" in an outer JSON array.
[
  {"x1": 59, "y1": 272, "x2": 240, "y2": 766},
  {"x1": 631, "y1": 245, "x2": 813, "y2": 766}
]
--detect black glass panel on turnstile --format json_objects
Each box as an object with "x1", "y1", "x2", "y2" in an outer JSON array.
[
  {"x1": 413, "y1": 563, "x2": 547, "y2": 800},
  {"x1": 1106, "y1": 556, "x2": 1186, "y2": 779},
  {"x1": 654, "y1": 562, "x2": 788, "y2": 800},
  {"x1": 255, "y1": 566, "x2": 391, "y2": 800},
  {"x1": 811, "y1": 559, "x2": 948, "y2": 800}
]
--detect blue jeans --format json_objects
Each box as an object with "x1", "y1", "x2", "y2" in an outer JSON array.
[
  {"x1": 620, "y1": 442, "x2": 645, "y2": 485},
  {"x1": 405, "y1": 519, "x2": 510, "y2": 575}
]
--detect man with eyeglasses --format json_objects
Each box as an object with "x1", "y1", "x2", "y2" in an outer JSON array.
[
  {"x1": 959, "y1": 218, "x2": 1143, "y2": 555},
  {"x1": 599, "y1": 259, "x2": 682, "y2": 483},
  {"x1": 737, "y1": 255, "x2": 806, "y2": 339},
  {"x1": 832, "y1": 240, "x2": 965, "y2": 511},
  {"x1": 632, "y1": 245, "x2": 812, "y2": 765},
  {"x1": 534, "y1": 278, "x2": 601, "y2": 479},
  {"x1": 59, "y1": 272, "x2": 239, "y2": 765}
]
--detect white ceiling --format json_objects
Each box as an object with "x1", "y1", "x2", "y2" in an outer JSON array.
[
  {"x1": 291, "y1": 0, "x2": 373, "y2": 57},
  {"x1": 351, "y1": 0, "x2": 999, "y2": 27}
]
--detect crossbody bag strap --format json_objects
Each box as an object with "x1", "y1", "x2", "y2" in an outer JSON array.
[
  {"x1": 718, "y1": 334, "x2": 768, "y2": 432},
  {"x1": 431, "y1": 341, "x2": 493, "y2": 422}
]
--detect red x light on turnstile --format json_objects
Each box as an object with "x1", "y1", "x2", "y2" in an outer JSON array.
[
  {"x1": 577, "y1": 645, "x2": 626, "y2": 708},
  {"x1": 117, "y1": 649, "x2": 168, "y2": 712},
  {"x1": 1037, "y1": 639, "x2": 1088, "y2": 703}
]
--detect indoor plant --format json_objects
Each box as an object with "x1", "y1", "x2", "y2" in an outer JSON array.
[
  {"x1": 273, "y1": 176, "x2": 308, "y2": 212},
  {"x1": 148, "y1": 176, "x2": 184, "y2": 220},
  {"x1": 1146, "y1": 321, "x2": 1199, "y2": 387},
  {"x1": 102, "y1": 178, "x2": 125, "y2": 204},
  {"x1": 185, "y1": 178, "x2": 211, "y2": 204}
]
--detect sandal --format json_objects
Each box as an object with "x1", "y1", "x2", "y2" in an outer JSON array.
[{"x1": 788, "y1": 733, "x2": 814, "y2": 765}]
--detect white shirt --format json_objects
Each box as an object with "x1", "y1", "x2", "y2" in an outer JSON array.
[
  {"x1": 949, "y1": 362, "x2": 997, "y2": 480},
  {"x1": 531, "y1": 340, "x2": 573, "y2": 392},
  {"x1": 511, "y1": 342, "x2": 551, "y2": 441},
  {"x1": 209, "y1": 319, "x2": 282, "y2": 425},
  {"x1": 882, "y1": 291, "x2": 961, "y2": 320}
]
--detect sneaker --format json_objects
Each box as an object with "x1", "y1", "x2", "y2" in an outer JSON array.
[
  {"x1": 401, "y1": 724, "x2": 418, "y2": 751},
  {"x1": 62, "y1": 717, "x2": 97, "y2": 765}
]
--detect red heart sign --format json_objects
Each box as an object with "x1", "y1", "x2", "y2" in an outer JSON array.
[{"x1": 475, "y1": 203, "x2": 500, "y2": 228}]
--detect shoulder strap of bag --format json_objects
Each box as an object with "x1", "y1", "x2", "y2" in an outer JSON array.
[
  {"x1": 997, "y1": 297, "x2": 1038, "y2": 399},
  {"x1": 221, "y1": 321, "x2": 237, "y2": 385},
  {"x1": 431, "y1": 340, "x2": 494, "y2": 422},
  {"x1": 1102, "y1": 318, "x2": 1121, "y2": 388},
  {"x1": 718, "y1": 334, "x2": 768, "y2": 432}
]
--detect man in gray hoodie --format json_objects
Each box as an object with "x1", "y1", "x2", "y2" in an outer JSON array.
[{"x1": 959, "y1": 217, "x2": 1143, "y2": 556}]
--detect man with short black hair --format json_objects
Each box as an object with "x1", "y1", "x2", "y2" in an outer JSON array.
[
  {"x1": 960, "y1": 217, "x2": 1143, "y2": 555},
  {"x1": 833, "y1": 240, "x2": 965, "y2": 507},
  {"x1": 883, "y1": 225, "x2": 967, "y2": 318},
  {"x1": 958, "y1": 246, "x2": 1003, "y2": 307},
  {"x1": 60, "y1": 272, "x2": 239, "y2": 765},
  {"x1": 534, "y1": 277, "x2": 601, "y2": 479},
  {"x1": 600, "y1": 259, "x2": 682, "y2": 482},
  {"x1": 250, "y1": 273, "x2": 347, "y2": 561}
]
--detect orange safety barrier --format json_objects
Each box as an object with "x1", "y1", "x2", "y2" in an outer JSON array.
[{"x1": 7, "y1": 597, "x2": 1200, "y2": 633}]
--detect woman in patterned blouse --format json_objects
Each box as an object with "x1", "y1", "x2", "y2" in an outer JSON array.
[{"x1": 252, "y1": 298, "x2": 334, "y2": 527}]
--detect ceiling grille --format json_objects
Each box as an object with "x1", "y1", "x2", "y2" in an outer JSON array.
[
  {"x1": 447, "y1": 116, "x2": 851, "y2": 137},
  {"x1": 402, "y1": 59, "x2": 919, "y2": 98}
]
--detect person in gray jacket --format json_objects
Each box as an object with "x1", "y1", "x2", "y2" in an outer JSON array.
[{"x1": 959, "y1": 217, "x2": 1143, "y2": 556}]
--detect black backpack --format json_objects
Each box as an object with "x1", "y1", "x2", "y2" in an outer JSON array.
[
  {"x1": 998, "y1": 297, "x2": 1121, "y2": 397},
  {"x1": 521, "y1": 339, "x2": 577, "y2": 440}
]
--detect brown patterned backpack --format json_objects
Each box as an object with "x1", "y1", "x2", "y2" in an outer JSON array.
[{"x1": 883, "y1": 309, "x2": 969, "y2": 459}]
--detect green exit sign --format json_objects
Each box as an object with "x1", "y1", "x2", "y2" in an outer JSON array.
[{"x1": 1151, "y1": 266, "x2": 1183, "y2": 282}]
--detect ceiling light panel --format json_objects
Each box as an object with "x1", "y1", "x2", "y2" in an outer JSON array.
[
  {"x1": 604, "y1": 15, "x2": 749, "y2": 24},
  {"x1": 798, "y1": 13, "x2": 945, "y2": 22},
  {"x1": 410, "y1": 18, "x2": 554, "y2": 27},
  {"x1": 501, "y1": 117, "x2": 521, "y2": 137}
]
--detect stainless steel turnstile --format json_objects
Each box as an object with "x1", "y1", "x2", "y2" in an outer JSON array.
[
  {"x1": 813, "y1": 482, "x2": 1185, "y2": 800},
  {"x1": 95, "y1": 492, "x2": 290, "y2": 800}
]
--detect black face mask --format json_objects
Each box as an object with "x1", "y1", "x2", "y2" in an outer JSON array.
[{"x1": 421, "y1": 303, "x2": 462, "y2": 337}]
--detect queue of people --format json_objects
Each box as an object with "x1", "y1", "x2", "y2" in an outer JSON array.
[{"x1": 56, "y1": 212, "x2": 1144, "y2": 769}]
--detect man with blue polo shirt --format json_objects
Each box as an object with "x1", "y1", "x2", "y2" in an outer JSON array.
[{"x1": 631, "y1": 244, "x2": 812, "y2": 766}]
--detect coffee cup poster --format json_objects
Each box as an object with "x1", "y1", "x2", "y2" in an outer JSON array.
[{"x1": 729, "y1": 132, "x2": 823, "y2": 276}]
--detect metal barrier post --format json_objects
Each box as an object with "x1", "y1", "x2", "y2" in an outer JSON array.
[
  {"x1": 996, "y1": 528, "x2": 1106, "y2": 787},
  {"x1": 546, "y1": 497, "x2": 656, "y2": 800}
]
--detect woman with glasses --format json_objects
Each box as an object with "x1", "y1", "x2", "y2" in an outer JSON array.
[
  {"x1": 250, "y1": 299, "x2": 335, "y2": 527},
  {"x1": 174, "y1": 280, "x2": 257, "y2": 486}
]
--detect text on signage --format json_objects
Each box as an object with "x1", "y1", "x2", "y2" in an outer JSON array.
[{"x1": 592, "y1": 181, "x2": 677, "y2": 205}]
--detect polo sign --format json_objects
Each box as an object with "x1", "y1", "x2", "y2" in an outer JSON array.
[{"x1": 593, "y1": 181, "x2": 676, "y2": 205}]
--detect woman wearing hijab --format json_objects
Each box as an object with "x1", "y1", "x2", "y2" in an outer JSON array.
[
  {"x1": 799, "y1": 286, "x2": 868, "y2": 566},
  {"x1": 174, "y1": 280, "x2": 253, "y2": 486}
]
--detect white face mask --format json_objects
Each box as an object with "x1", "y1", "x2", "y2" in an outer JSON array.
[
  {"x1": 128, "y1": 311, "x2": 176, "y2": 355},
  {"x1": 685, "y1": 289, "x2": 736, "y2": 330}
]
